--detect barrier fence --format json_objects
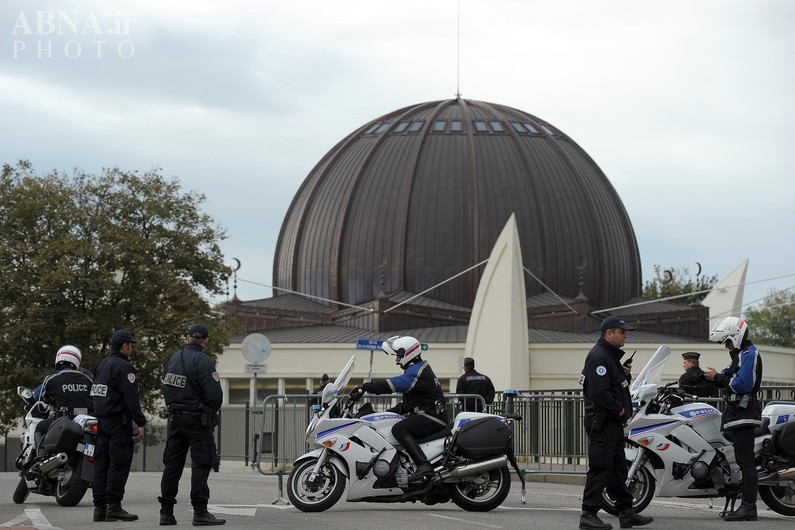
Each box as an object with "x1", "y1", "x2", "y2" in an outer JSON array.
[{"x1": 2, "y1": 387, "x2": 794, "y2": 473}]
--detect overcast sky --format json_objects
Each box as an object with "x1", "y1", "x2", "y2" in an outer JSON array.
[{"x1": 2, "y1": 0, "x2": 793, "y2": 314}]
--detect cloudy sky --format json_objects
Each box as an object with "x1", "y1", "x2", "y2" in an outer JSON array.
[{"x1": 2, "y1": 0, "x2": 793, "y2": 313}]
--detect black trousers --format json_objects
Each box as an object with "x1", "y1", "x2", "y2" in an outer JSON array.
[
  {"x1": 93, "y1": 416, "x2": 134, "y2": 506},
  {"x1": 159, "y1": 414, "x2": 217, "y2": 509},
  {"x1": 581, "y1": 412, "x2": 634, "y2": 513}
]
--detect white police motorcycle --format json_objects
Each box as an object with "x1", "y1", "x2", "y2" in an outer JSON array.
[
  {"x1": 601, "y1": 346, "x2": 795, "y2": 516},
  {"x1": 13, "y1": 386, "x2": 97, "y2": 506},
  {"x1": 286, "y1": 355, "x2": 524, "y2": 512}
]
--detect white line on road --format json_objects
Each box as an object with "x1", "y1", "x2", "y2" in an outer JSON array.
[
  {"x1": 25, "y1": 507, "x2": 61, "y2": 529},
  {"x1": 429, "y1": 513, "x2": 503, "y2": 528}
]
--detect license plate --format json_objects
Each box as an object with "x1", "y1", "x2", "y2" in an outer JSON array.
[{"x1": 83, "y1": 442, "x2": 95, "y2": 457}]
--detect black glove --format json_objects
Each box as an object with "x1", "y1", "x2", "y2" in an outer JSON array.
[{"x1": 349, "y1": 386, "x2": 365, "y2": 402}]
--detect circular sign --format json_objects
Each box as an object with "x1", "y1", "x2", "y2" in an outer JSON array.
[{"x1": 241, "y1": 333, "x2": 271, "y2": 364}]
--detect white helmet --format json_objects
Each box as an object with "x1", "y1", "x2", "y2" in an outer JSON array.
[
  {"x1": 382, "y1": 336, "x2": 422, "y2": 368},
  {"x1": 709, "y1": 317, "x2": 748, "y2": 350},
  {"x1": 55, "y1": 345, "x2": 82, "y2": 370}
]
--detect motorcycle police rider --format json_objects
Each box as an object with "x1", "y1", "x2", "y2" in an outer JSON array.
[
  {"x1": 579, "y1": 316, "x2": 652, "y2": 530},
  {"x1": 33, "y1": 345, "x2": 93, "y2": 455},
  {"x1": 704, "y1": 317, "x2": 763, "y2": 522},
  {"x1": 350, "y1": 336, "x2": 448, "y2": 484}
]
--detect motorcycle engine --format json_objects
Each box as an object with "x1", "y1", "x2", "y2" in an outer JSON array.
[{"x1": 691, "y1": 461, "x2": 710, "y2": 480}]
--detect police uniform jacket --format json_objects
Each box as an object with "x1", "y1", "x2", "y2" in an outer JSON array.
[
  {"x1": 456, "y1": 369, "x2": 495, "y2": 410},
  {"x1": 162, "y1": 343, "x2": 223, "y2": 414},
  {"x1": 362, "y1": 359, "x2": 448, "y2": 422},
  {"x1": 91, "y1": 350, "x2": 147, "y2": 427},
  {"x1": 37, "y1": 368, "x2": 93, "y2": 415},
  {"x1": 712, "y1": 343, "x2": 763, "y2": 430},
  {"x1": 679, "y1": 366, "x2": 719, "y2": 398},
  {"x1": 580, "y1": 338, "x2": 632, "y2": 423}
]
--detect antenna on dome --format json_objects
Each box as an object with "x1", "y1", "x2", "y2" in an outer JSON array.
[{"x1": 455, "y1": 0, "x2": 462, "y2": 99}]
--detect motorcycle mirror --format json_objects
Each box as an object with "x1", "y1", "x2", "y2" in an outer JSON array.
[{"x1": 17, "y1": 386, "x2": 33, "y2": 400}]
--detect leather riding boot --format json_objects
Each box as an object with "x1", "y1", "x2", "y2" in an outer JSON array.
[
  {"x1": 579, "y1": 511, "x2": 613, "y2": 530},
  {"x1": 618, "y1": 508, "x2": 653, "y2": 528},
  {"x1": 105, "y1": 504, "x2": 139, "y2": 522},
  {"x1": 192, "y1": 508, "x2": 226, "y2": 526},
  {"x1": 400, "y1": 436, "x2": 433, "y2": 483},
  {"x1": 34, "y1": 432, "x2": 45, "y2": 457},
  {"x1": 93, "y1": 505, "x2": 107, "y2": 522},
  {"x1": 725, "y1": 470, "x2": 758, "y2": 521}
]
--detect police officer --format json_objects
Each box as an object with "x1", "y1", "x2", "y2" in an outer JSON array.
[
  {"x1": 579, "y1": 316, "x2": 652, "y2": 530},
  {"x1": 704, "y1": 317, "x2": 763, "y2": 522},
  {"x1": 349, "y1": 336, "x2": 448, "y2": 484},
  {"x1": 33, "y1": 345, "x2": 93, "y2": 455},
  {"x1": 158, "y1": 323, "x2": 225, "y2": 526},
  {"x1": 456, "y1": 357, "x2": 495, "y2": 412},
  {"x1": 678, "y1": 351, "x2": 719, "y2": 398},
  {"x1": 91, "y1": 329, "x2": 146, "y2": 522}
]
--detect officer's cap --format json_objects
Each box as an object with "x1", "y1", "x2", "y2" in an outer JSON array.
[
  {"x1": 682, "y1": 352, "x2": 701, "y2": 361},
  {"x1": 321, "y1": 373, "x2": 329, "y2": 381},
  {"x1": 188, "y1": 323, "x2": 209, "y2": 339},
  {"x1": 111, "y1": 329, "x2": 136, "y2": 346},
  {"x1": 599, "y1": 315, "x2": 635, "y2": 331}
]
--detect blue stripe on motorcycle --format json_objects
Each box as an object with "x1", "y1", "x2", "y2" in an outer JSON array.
[
  {"x1": 317, "y1": 421, "x2": 360, "y2": 439},
  {"x1": 629, "y1": 420, "x2": 678, "y2": 437}
]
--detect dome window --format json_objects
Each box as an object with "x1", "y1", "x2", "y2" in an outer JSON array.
[
  {"x1": 433, "y1": 120, "x2": 447, "y2": 132},
  {"x1": 450, "y1": 120, "x2": 463, "y2": 132},
  {"x1": 409, "y1": 121, "x2": 424, "y2": 132},
  {"x1": 489, "y1": 121, "x2": 505, "y2": 132},
  {"x1": 394, "y1": 121, "x2": 410, "y2": 133},
  {"x1": 375, "y1": 123, "x2": 391, "y2": 134},
  {"x1": 523, "y1": 123, "x2": 539, "y2": 134},
  {"x1": 474, "y1": 121, "x2": 488, "y2": 132}
]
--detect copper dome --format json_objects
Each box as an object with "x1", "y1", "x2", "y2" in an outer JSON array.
[{"x1": 273, "y1": 99, "x2": 641, "y2": 311}]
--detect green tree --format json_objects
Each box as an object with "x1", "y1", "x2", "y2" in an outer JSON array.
[
  {"x1": 0, "y1": 161, "x2": 233, "y2": 434},
  {"x1": 745, "y1": 288, "x2": 795, "y2": 347},
  {"x1": 642, "y1": 264, "x2": 718, "y2": 305}
]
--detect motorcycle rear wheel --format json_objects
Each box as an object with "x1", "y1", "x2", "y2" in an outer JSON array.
[
  {"x1": 760, "y1": 481, "x2": 795, "y2": 516},
  {"x1": 287, "y1": 457, "x2": 346, "y2": 512},
  {"x1": 13, "y1": 475, "x2": 29, "y2": 504},
  {"x1": 54, "y1": 457, "x2": 89, "y2": 507},
  {"x1": 600, "y1": 462, "x2": 655, "y2": 516},
  {"x1": 449, "y1": 465, "x2": 511, "y2": 512}
]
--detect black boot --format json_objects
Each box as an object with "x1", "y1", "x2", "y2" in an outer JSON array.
[
  {"x1": 618, "y1": 508, "x2": 653, "y2": 528},
  {"x1": 105, "y1": 504, "x2": 139, "y2": 522},
  {"x1": 726, "y1": 470, "x2": 758, "y2": 521},
  {"x1": 400, "y1": 436, "x2": 434, "y2": 483},
  {"x1": 93, "y1": 504, "x2": 107, "y2": 522},
  {"x1": 192, "y1": 508, "x2": 225, "y2": 526},
  {"x1": 579, "y1": 511, "x2": 613, "y2": 530},
  {"x1": 160, "y1": 510, "x2": 177, "y2": 526}
]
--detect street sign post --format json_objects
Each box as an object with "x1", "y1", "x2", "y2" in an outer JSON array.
[{"x1": 356, "y1": 338, "x2": 383, "y2": 382}]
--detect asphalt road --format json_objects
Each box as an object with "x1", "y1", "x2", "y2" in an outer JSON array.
[{"x1": 1, "y1": 468, "x2": 792, "y2": 529}]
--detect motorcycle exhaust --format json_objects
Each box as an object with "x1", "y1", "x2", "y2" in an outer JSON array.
[
  {"x1": 432, "y1": 455, "x2": 508, "y2": 484},
  {"x1": 758, "y1": 467, "x2": 795, "y2": 483},
  {"x1": 39, "y1": 452, "x2": 68, "y2": 474}
]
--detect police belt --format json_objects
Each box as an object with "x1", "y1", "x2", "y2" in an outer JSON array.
[
  {"x1": 168, "y1": 408, "x2": 202, "y2": 418},
  {"x1": 726, "y1": 394, "x2": 756, "y2": 402}
]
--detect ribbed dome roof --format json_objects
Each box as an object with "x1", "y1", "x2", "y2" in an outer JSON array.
[{"x1": 274, "y1": 99, "x2": 641, "y2": 311}]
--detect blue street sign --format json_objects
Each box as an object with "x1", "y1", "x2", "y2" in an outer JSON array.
[{"x1": 356, "y1": 338, "x2": 383, "y2": 351}]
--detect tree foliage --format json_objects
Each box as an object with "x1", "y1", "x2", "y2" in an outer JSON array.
[
  {"x1": 0, "y1": 161, "x2": 233, "y2": 434},
  {"x1": 745, "y1": 288, "x2": 795, "y2": 348},
  {"x1": 642, "y1": 265, "x2": 718, "y2": 305}
]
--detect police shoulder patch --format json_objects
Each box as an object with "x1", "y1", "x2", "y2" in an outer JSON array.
[
  {"x1": 212, "y1": 371, "x2": 220, "y2": 382},
  {"x1": 596, "y1": 366, "x2": 607, "y2": 376},
  {"x1": 127, "y1": 373, "x2": 136, "y2": 383}
]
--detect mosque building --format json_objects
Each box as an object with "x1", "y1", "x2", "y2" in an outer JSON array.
[{"x1": 218, "y1": 98, "x2": 793, "y2": 405}]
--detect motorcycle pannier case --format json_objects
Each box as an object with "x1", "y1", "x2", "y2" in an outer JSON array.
[
  {"x1": 455, "y1": 417, "x2": 510, "y2": 459},
  {"x1": 40, "y1": 416, "x2": 82, "y2": 455},
  {"x1": 775, "y1": 421, "x2": 795, "y2": 460}
]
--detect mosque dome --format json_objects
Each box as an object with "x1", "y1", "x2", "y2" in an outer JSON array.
[{"x1": 273, "y1": 99, "x2": 641, "y2": 312}]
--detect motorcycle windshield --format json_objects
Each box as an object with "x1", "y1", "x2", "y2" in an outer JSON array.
[
  {"x1": 630, "y1": 345, "x2": 670, "y2": 394},
  {"x1": 333, "y1": 355, "x2": 356, "y2": 394}
]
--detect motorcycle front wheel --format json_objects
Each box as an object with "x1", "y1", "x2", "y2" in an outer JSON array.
[
  {"x1": 449, "y1": 465, "x2": 511, "y2": 512},
  {"x1": 287, "y1": 457, "x2": 346, "y2": 512},
  {"x1": 13, "y1": 475, "x2": 29, "y2": 504},
  {"x1": 54, "y1": 457, "x2": 89, "y2": 507},
  {"x1": 760, "y1": 481, "x2": 795, "y2": 516},
  {"x1": 600, "y1": 463, "x2": 655, "y2": 516}
]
